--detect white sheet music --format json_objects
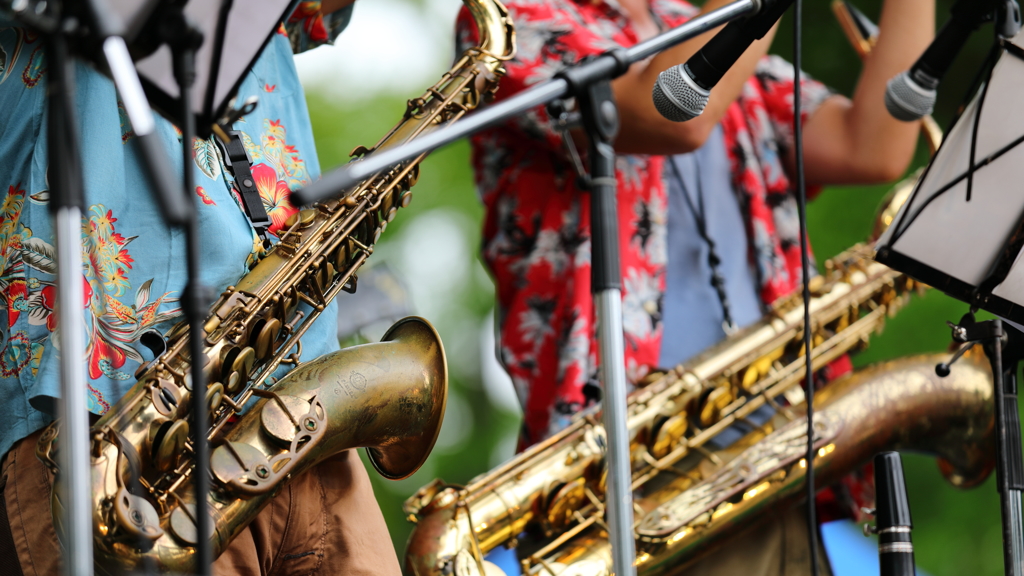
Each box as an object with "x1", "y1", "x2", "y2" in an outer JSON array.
[{"x1": 877, "y1": 27, "x2": 1024, "y2": 306}]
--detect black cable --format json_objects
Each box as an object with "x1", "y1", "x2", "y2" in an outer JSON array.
[{"x1": 792, "y1": 1, "x2": 821, "y2": 575}]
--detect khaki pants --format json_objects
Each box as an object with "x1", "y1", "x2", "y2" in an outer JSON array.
[
  {"x1": 685, "y1": 505, "x2": 834, "y2": 576},
  {"x1": 0, "y1": 429, "x2": 401, "y2": 576}
]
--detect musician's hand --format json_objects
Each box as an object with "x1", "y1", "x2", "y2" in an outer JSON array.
[
  {"x1": 611, "y1": 0, "x2": 777, "y2": 155},
  {"x1": 321, "y1": 0, "x2": 357, "y2": 14},
  {"x1": 796, "y1": 0, "x2": 934, "y2": 185}
]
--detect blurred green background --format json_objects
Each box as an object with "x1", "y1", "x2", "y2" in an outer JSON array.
[{"x1": 299, "y1": 0, "x2": 1009, "y2": 573}]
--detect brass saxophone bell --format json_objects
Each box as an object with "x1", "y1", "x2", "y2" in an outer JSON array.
[
  {"x1": 364, "y1": 317, "x2": 449, "y2": 480},
  {"x1": 209, "y1": 316, "x2": 448, "y2": 497}
]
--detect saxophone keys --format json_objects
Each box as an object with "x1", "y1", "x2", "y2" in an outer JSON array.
[
  {"x1": 699, "y1": 387, "x2": 734, "y2": 427},
  {"x1": 284, "y1": 209, "x2": 317, "y2": 230},
  {"x1": 210, "y1": 441, "x2": 274, "y2": 492},
  {"x1": 152, "y1": 419, "x2": 190, "y2": 473},
  {"x1": 452, "y1": 550, "x2": 506, "y2": 576},
  {"x1": 252, "y1": 318, "x2": 282, "y2": 359},
  {"x1": 279, "y1": 288, "x2": 299, "y2": 319},
  {"x1": 333, "y1": 242, "x2": 350, "y2": 272},
  {"x1": 260, "y1": 394, "x2": 317, "y2": 445},
  {"x1": 113, "y1": 488, "x2": 164, "y2": 542},
  {"x1": 381, "y1": 189, "x2": 396, "y2": 216},
  {"x1": 650, "y1": 414, "x2": 689, "y2": 460},
  {"x1": 168, "y1": 502, "x2": 214, "y2": 545},
  {"x1": 150, "y1": 378, "x2": 181, "y2": 417},
  {"x1": 544, "y1": 478, "x2": 587, "y2": 533},
  {"x1": 231, "y1": 346, "x2": 256, "y2": 383},
  {"x1": 207, "y1": 382, "x2": 225, "y2": 413},
  {"x1": 226, "y1": 371, "x2": 242, "y2": 394}
]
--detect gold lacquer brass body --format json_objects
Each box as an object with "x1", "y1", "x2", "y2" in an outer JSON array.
[
  {"x1": 402, "y1": 176, "x2": 993, "y2": 576},
  {"x1": 402, "y1": 240, "x2": 932, "y2": 576},
  {"x1": 403, "y1": 255, "x2": 996, "y2": 576},
  {"x1": 37, "y1": 1, "x2": 516, "y2": 572}
]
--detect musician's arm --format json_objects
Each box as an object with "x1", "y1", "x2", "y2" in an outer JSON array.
[{"x1": 797, "y1": 0, "x2": 934, "y2": 185}]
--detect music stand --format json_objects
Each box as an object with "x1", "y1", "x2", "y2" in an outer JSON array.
[{"x1": 875, "y1": 22, "x2": 1024, "y2": 576}]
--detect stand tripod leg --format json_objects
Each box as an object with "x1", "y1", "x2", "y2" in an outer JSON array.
[
  {"x1": 969, "y1": 319, "x2": 1024, "y2": 576},
  {"x1": 991, "y1": 321, "x2": 1024, "y2": 576}
]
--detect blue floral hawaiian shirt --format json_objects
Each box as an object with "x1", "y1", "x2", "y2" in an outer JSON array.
[{"x1": 0, "y1": 5, "x2": 352, "y2": 458}]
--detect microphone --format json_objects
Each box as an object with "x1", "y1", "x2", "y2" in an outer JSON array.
[
  {"x1": 652, "y1": 0, "x2": 792, "y2": 122},
  {"x1": 885, "y1": 0, "x2": 1020, "y2": 122},
  {"x1": 872, "y1": 452, "x2": 916, "y2": 576}
]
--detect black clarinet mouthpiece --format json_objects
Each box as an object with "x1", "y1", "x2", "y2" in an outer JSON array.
[{"x1": 875, "y1": 451, "x2": 916, "y2": 576}]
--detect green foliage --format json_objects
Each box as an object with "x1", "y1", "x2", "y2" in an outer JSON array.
[{"x1": 306, "y1": 1, "x2": 1010, "y2": 571}]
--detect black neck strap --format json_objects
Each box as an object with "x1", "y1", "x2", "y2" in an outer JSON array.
[
  {"x1": 668, "y1": 156, "x2": 736, "y2": 333},
  {"x1": 218, "y1": 130, "x2": 271, "y2": 241}
]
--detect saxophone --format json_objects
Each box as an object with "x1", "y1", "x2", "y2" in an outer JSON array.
[
  {"x1": 35, "y1": 2, "x2": 516, "y2": 573},
  {"x1": 403, "y1": 230, "x2": 995, "y2": 576}
]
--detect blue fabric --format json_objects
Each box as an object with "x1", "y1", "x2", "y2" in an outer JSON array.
[
  {"x1": 0, "y1": 21, "x2": 342, "y2": 459},
  {"x1": 658, "y1": 125, "x2": 763, "y2": 369},
  {"x1": 820, "y1": 520, "x2": 932, "y2": 576}
]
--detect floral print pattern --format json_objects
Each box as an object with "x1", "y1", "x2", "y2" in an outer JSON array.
[{"x1": 0, "y1": 182, "x2": 181, "y2": 386}]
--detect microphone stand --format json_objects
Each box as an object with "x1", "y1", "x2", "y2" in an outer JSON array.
[
  {"x1": 291, "y1": 3, "x2": 761, "y2": 575},
  {"x1": 167, "y1": 12, "x2": 214, "y2": 576},
  {"x1": 290, "y1": 0, "x2": 759, "y2": 205}
]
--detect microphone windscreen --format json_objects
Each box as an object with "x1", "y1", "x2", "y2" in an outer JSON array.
[
  {"x1": 653, "y1": 65, "x2": 710, "y2": 122},
  {"x1": 885, "y1": 71, "x2": 936, "y2": 122}
]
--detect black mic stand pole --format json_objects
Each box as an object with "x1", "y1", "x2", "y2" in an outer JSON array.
[
  {"x1": 156, "y1": 4, "x2": 213, "y2": 574},
  {"x1": 937, "y1": 315, "x2": 1024, "y2": 576},
  {"x1": 551, "y1": 60, "x2": 636, "y2": 576}
]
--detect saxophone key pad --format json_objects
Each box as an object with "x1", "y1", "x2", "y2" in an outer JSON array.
[
  {"x1": 152, "y1": 419, "x2": 190, "y2": 473},
  {"x1": 169, "y1": 503, "x2": 215, "y2": 546},
  {"x1": 113, "y1": 488, "x2": 163, "y2": 542},
  {"x1": 261, "y1": 395, "x2": 316, "y2": 445},
  {"x1": 211, "y1": 441, "x2": 276, "y2": 494}
]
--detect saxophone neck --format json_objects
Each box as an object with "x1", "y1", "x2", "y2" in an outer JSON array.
[{"x1": 465, "y1": 0, "x2": 516, "y2": 63}]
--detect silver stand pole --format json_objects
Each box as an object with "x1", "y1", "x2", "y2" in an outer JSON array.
[
  {"x1": 46, "y1": 28, "x2": 94, "y2": 576},
  {"x1": 597, "y1": 290, "x2": 636, "y2": 576},
  {"x1": 55, "y1": 207, "x2": 92, "y2": 576},
  {"x1": 575, "y1": 77, "x2": 636, "y2": 575}
]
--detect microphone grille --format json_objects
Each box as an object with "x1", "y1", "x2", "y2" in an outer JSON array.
[
  {"x1": 885, "y1": 71, "x2": 937, "y2": 122},
  {"x1": 653, "y1": 65, "x2": 710, "y2": 122}
]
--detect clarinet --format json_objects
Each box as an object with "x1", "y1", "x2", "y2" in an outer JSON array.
[{"x1": 873, "y1": 451, "x2": 916, "y2": 576}]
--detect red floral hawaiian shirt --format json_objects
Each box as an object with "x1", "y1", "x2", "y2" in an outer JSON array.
[{"x1": 457, "y1": 0, "x2": 833, "y2": 444}]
